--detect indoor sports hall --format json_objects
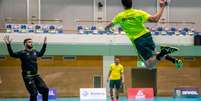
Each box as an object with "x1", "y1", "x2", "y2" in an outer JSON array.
[{"x1": 0, "y1": 0, "x2": 200, "y2": 101}]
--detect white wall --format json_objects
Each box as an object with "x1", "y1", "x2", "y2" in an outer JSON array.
[
  {"x1": 0, "y1": 33, "x2": 194, "y2": 46},
  {"x1": 41, "y1": 0, "x2": 94, "y2": 29},
  {"x1": 0, "y1": 0, "x2": 201, "y2": 31},
  {"x1": 29, "y1": 0, "x2": 39, "y2": 19},
  {"x1": 169, "y1": 0, "x2": 201, "y2": 31},
  {"x1": 0, "y1": 0, "x2": 27, "y2": 21}
]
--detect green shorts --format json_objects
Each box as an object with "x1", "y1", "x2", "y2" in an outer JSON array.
[
  {"x1": 109, "y1": 80, "x2": 122, "y2": 89},
  {"x1": 132, "y1": 32, "x2": 156, "y2": 61}
]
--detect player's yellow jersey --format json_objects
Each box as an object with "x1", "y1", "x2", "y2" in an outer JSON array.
[
  {"x1": 112, "y1": 9, "x2": 151, "y2": 40},
  {"x1": 109, "y1": 63, "x2": 124, "y2": 80}
]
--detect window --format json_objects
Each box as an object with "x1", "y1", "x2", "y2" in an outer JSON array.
[
  {"x1": 41, "y1": 56, "x2": 53, "y2": 60},
  {"x1": 63, "y1": 56, "x2": 76, "y2": 60},
  {"x1": 93, "y1": 75, "x2": 102, "y2": 88}
]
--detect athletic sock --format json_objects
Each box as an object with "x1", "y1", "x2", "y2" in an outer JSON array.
[{"x1": 165, "y1": 55, "x2": 176, "y2": 63}]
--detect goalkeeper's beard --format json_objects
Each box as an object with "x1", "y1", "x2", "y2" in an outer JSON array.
[{"x1": 26, "y1": 44, "x2": 33, "y2": 49}]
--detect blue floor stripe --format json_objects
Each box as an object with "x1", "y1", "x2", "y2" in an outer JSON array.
[{"x1": 0, "y1": 97, "x2": 201, "y2": 101}]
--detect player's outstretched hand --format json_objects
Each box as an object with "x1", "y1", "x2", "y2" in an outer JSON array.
[
  {"x1": 160, "y1": 0, "x2": 168, "y2": 7},
  {"x1": 4, "y1": 35, "x2": 12, "y2": 44}
]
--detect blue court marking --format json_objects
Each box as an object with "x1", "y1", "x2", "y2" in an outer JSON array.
[{"x1": 0, "y1": 97, "x2": 201, "y2": 101}]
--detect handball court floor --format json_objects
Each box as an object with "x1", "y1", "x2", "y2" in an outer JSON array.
[{"x1": 0, "y1": 97, "x2": 201, "y2": 101}]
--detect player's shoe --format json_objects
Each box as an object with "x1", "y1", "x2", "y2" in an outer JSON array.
[
  {"x1": 160, "y1": 45, "x2": 179, "y2": 54},
  {"x1": 175, "y1": 59, "x2": 183, "y2": 70}
]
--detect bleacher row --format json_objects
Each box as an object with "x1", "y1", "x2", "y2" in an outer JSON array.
[
  {"x1": 77, "y1": 25, "x2": 200, "y2": 36},
  {"x1": 149, "y1": 27, "x2": 198, "y2": 36},
  {"x1": 4, "y1": 24, "x2": 200, "y2": 35}
]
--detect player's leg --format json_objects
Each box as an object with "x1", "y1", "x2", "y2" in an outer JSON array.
[
  {"x1": 144, "y1": 46, "x2": 180, "y2": 68},
  {"x1": 23, "y1": 77, "x2": 38, "y2": 101},
  {"x1": 156, "y1": 46, "x2": 179, "y2": 60},
  {"x1": 133, "y1": 33, "x2": 179, "y2": 68},
  {"x1": 133, "y1": 33, "x2": 159, "y2": 68},
  {"x1": 35, "y1": 76, "x2": 49, "y2": 101},
  {"x1": 114, "y1": 80, "x2": 122, "y2": 101},
  {"x1": 159, "y1": 46, "x2": 183, "y2": 69},
  {"x1": 165, "y1": 55, "x2": 183, "y2": 70},
  {"x1": 109, "y1": 80, "x2": 115, "y2": 101}
]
